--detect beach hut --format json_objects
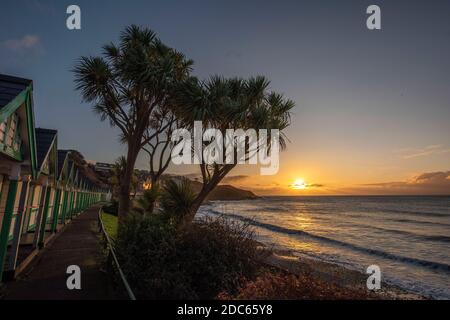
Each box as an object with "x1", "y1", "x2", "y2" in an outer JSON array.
[
  {"x1": 55, "y1": 150, "x2": 70, "y2": 228},
  {"x1": 0, "y1": 74, "x2": 38, "y2": 281},
  {"x1": 33, "y1": 128, "x2": 58, "y2": 246},
  {"x1": 66, "y1": 156, "x2": 78, "y2": 219},
  {"x1": 0, "y1": 74, "x2": 109, "y2": 282},
  {"x1": 0, "y1": 127, "x2": 59, "y2": 279}
]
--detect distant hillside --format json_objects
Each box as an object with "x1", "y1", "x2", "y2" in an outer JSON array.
[
  {"x1": 189, "y1": 180, "x2": 259, "y2": 201},
  {"x1": 69, "y1": 150, "x2": 107, "y2": 187}
]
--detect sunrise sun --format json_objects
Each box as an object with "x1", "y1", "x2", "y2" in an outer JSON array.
[{"x1": 291, "y1": 178, "x2": 307, "y2": 190}]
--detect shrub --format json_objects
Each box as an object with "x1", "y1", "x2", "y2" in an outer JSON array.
[
  {"x1": 102, "y1": 201, "x2": 118, "y2": 216},
  {"x1": 115, "y1": 213, "x2": 193, "y2": 299},
  {"x1": 178, "y1": 216, "x2": 260, "y2": 298},
  {"x1": 159, "y1": 178, "x2": 196, "y2": 223},
  {"x1": 218, "y1": 271, "x2": 372, "y2": 300},
  {"x1": 115, "y1": 214, "x2": 260, "y2": 299},
  {"x1": 133, "y1": 186, "x2": 160, "y2": 215}
]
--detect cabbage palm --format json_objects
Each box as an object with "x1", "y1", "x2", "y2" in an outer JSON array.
[
  {"x1": 73, "y1": 25, "x2": 193, "y2": 223},
  {"x1": 174, "y1": 76, "x2": 294, "y2": 221},
  {"x1": 160, "y1": 178, "x2": 196, "y2": 223},
  {"x1": 133, "y1": 185, "x2": 160, "y2": 216}
]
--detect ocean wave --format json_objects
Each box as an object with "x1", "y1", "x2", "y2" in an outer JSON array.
[
  {"x1": 360, "y1": 225, "x2": 450, "y2": 243},
  {"x1": 242, "y1": 205, "x2": 450, "y2": 224},
  {"x1": 387, "y1": 217, "x2": 450, "y2": 227},
  {"x1": 205, "y1": 208, "x2": 450, "y2": 274},
  {"x1": 246, "y1": 205, "x2": 292, "y2": 213},
  {"x1": 423, "y1": 235, "x2": 450, "y2": 243},
  {"x1": 377, "y1": 208, "x2": 449, "y2": 218}
]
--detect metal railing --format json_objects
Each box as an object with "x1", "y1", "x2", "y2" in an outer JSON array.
[{"x1": 97, "y1": 208, "x2": 136, "y2": 300}]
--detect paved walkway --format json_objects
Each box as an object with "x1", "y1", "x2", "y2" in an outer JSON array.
[{"x1": 2, "y1": 205, "x2": 118, "y2": 300}]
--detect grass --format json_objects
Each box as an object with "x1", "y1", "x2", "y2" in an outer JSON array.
[{"x1": 101, "y1": 212, "x2": 118, "y2": 241}]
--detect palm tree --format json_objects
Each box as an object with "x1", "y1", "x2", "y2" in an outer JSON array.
[
  {"x1": 73, "y1": 25, "x2": 193, "y2": 223},
  {"x1": 174, "y1": 76, "x2": 294, "y2": 222},
  {"x1": 109, "y1": 156, "x2": 128, "y2": 203},
  {"x1": 133, "y1": 184, "x2": 160, "y2": 216},
  {"x1": 159, "y1": 178, "x2": 196, "y2": 223}
]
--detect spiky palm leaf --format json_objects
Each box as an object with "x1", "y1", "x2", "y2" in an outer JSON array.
[
  {"x1": 160, "y1": 179, "x2": 196, "y2": 222},
  {"x1": 173, "y1": 75, "x2": 294, "y2": 150},
  {"x1": 73, "y1": 25, "x2": 193, "y2": 140},
  {"x1": 134, "y1": 185, "x2": 160, "y2": 215}
]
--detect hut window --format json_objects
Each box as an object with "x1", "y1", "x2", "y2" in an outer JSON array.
[
  {"x1": 0, "y1": 113, "x2": 22, "y2": 153},
  {"x1": 6, "y1": 115, "x2": 16, "y2": 146},
  {"x1": 0, "y1": 119, "x2": 7, "y2": 143},
  {"x1": 6, "y1": 113, "x2": 19, "y2": 147},
  {"x1": 12, "y1": 121, "x2": 21, "y2": 152}
]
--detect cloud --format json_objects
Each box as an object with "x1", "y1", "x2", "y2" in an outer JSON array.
[
  {"x1": 3, "y1": 35, "x2": 43, "y2": 53},
  {"x1": 361, "y1": 170, "x2": 450, "y2": 195},
  {"x1": 307, "y1": 183, "x2": 324, "y2": 188},
  {"x1": 397, "y1": 144, "x2": 450, "y2": 159},
  {"x1": 411, "y1": 171, "x2": 450, "y2": 184},
  {"x1": 222, "y1": 175, "x2": 250, "y2": 183},
  {"x1": 0, "y1": 35, "x2": 44, "y2": 69}
]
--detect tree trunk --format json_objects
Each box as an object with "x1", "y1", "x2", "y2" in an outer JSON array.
[
  {"x1": 147, "y1": 174, "x2": 160, "y2": 214},
  {"x1": 118, "y1": 176, "x2": 131, "y2": 222},
  {"x1": 118, "y1": 144, "x2": 139, "y2": 224},
  {"x1": 185, "y1": 173, "x2": 224, "y2": 223}
]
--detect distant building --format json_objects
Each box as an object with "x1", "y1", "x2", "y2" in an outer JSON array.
[{"x1": 94, "y1": 162, "x2": 114, "y2": 174}]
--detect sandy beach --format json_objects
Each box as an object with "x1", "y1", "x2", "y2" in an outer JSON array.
[
  {"x1": 201, "y1": 196, "x2": 450, "y2": 299},
  {"x1": 260, "y1": 248, "x2": 426, "y2": 300}
]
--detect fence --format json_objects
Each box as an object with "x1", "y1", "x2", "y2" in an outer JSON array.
[{"x1": 97, "y1": 208, "x2": 136, "y2": 300}]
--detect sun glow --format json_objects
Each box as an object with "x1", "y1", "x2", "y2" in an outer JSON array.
[{"x1": 291, "y1": 178, "x2": 307, "y2": 190}]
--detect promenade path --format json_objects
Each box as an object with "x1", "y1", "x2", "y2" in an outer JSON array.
[{"x1": 1, "y1": 205, "x2": 118, "y2": 300}]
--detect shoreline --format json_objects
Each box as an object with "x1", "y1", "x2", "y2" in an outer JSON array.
[
  {"x1": 201, "y1": 198, "x2": 446, "y2": 300},
  {"x1": 258, "y1": 246, "x2": 427, "y2": 300},
  {"x1": 103, "y1": 210, "x2": 429, "y2": 300}
]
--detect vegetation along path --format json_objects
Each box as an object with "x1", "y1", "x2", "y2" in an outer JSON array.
[{"x1": 1, "y1": 205, "x2": 117, "y2": 300}]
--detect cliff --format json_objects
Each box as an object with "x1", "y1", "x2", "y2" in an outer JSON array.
[{"x1": 189, "y1": 180, "x2": 259, "y2": 201}]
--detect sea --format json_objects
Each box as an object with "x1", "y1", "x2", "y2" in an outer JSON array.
[{"x1": 198, "y1": 196, "x2": 450, "y2": 299}]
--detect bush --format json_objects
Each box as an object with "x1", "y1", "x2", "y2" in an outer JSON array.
[
  {"x1": 115, "y1": 214, "x2": 260, "y2": 299},
  {"x1": 133, "y1": 186, "x2": 160, "y2": 215},
  {"x1": 102, "y1": 201, "x2": 118, "y2": 216},
  {"x1": 218, "y1": 271, "x2": 372, "y2": 300},
  {"x1": 177, "y1": 216, "x2": 260, "y2": 298},
  {"x1": 159, "y1": 178, "x2": 196, "y2": 223},
  {"x1": 115, "y1": 214, "x2": 190, "y2": 299}
]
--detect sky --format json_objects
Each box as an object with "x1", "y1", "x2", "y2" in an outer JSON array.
[{"x1": 1, "y1": 0, "x2": 449, "y2": 195}]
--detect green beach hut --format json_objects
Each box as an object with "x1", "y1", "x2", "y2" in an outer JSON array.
[{"x1": 0, "y1": 74, "x2": 38, "y2": 281}]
